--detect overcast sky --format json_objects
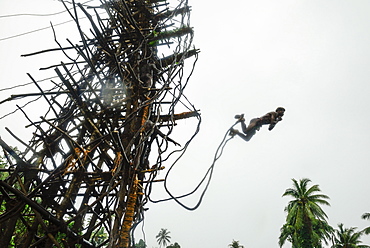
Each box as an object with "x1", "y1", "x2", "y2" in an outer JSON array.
[{"x1": 1, "y1": 1, "x2": 370, "y2": 248}]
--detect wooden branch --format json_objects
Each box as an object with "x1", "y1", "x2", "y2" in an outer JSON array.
[
  {"x1": 157, "y1": 48, "x2": 200, "y2": 68},
  {"x1": 0, "y1": 91, "x2": 70, "y2": 104},
  {"x1": 158, "y1": 110, "x2": 200, "y2": 122},
  {"x1": 21, "y1": 46, "x2": 83, "y2": 57},
  {"x1": 0, "y1": 137, "x2": 30, "y2": 169},
  {"x1": 0, "y1": 181, "x2": 60, "y2": 225}
]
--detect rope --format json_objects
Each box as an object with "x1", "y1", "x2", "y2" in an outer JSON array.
[{"x1": 151, "y1": 120, "x2": 240, "y2": 211}]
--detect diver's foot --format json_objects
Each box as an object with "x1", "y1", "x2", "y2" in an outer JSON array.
[
  {"x1": 234, "y1": 114, "x2": 245, "y2": 122},
  {"x1": 229, "y1": 128, "x2": 239, "y2": 137}
]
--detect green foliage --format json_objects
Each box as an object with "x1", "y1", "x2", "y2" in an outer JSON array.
[
  {"x1": 332, "y1": 223, "x2": 370, "y2": 248},
  {"x1": 0, "y1": 149, "x2": 74, "y2": 247},
  {"x1": 279, "y1": 178, "x2": 333, "y2": 248},
  {"x1": 1, "y1": 148, "x2": 30, "y2": 246},
  {"x1": 0, "y1": 153, "x2": 7, "y2": 215},
  {"x1": 135, "y1": 239, "x2": 147, "y2": 248},
  {"x1": 0, "y1": 150, "x2": 10, "y2": 181},
  {"x1": 8, "y1": 204, "x2": 37, "y2": 247},
  {"x1": 228, "y1": 240, "x2": 244, "y2": 248},
  {"x1": 0, "y1": 147, "x2": 20, "y2": 181},
  {"x1": 91, "y1": 226, "x2": 108, "y2": 247},
  {"x1": 362, "y1": 213, "x2": 370, "y2": 235},
  {"x1": 167, "y1": 242, "x2": 181, "y2": 248},
  {"x1": 55, "y1": 232, "x2": 67, "y2": 246},
  {"x1": 156, "y1": 228, "x2": 171, "y2": 248},
  {"x1": 148, "y1": 40, "x2": 159, "y2": 46}
]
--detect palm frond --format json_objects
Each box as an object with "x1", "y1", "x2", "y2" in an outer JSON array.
[
  {"x1": 362, "y1": 213, "x2": 370, "y2": 220},
  {"x1": 280, "y1": 178, "x2": 332, "y2": 248}
]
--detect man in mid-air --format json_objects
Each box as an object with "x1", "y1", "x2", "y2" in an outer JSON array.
[{"x1": 230, "y1": 107, "x2": 285, "y2": 142}]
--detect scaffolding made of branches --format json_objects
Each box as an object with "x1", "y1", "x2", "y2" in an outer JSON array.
[{"x1": 0, "y1": 0, "x2": 199, "y2": 247}]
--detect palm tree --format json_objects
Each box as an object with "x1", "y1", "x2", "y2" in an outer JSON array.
[
  {"x1": 167, "y1": 242, "x2": 181, "y2": 248},
  {"x1": 228, "y1": 239, "x2": 244, "y2": 248},
  {"x1": 280, "y1": 218, "x2": 333, "y2": 248},
  {"x1": 332, "y1": 223, "x2": 370, "y2": 248},
  {"x1": 156, "y1": 228, "x2": 171, "y2": 248},
  {"x1": 279, "y1": 178, "x2": 332, "y2": 248},
  {"x1": 311, "y1": 218, "x2": 334, "y2": 246},
  {"x1": 362, "y1": 213, "x2": 370, "y2": 235}
]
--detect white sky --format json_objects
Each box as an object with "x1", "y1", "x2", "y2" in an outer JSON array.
[{"x1": 1, "y1": 0, "x2": 370, "y2": 248}]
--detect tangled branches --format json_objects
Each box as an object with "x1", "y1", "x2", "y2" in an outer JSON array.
[{"x1": 0, "y1": 0, "x2": 199, "y2": 247}]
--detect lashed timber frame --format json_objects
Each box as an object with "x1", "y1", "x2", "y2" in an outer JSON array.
[{"x1": 0, "y1": 0, "x2": 200, "y2": 247}]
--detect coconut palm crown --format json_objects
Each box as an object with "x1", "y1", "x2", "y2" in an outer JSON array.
[
  {"x1": 279, "y1": 178, "x2": 332, "y2": 248},
  {"x1": 156, "y1": 228, "x2": 171, "y2": 248},
  {"x1": 229, "y1": 240, "x2": 244, "y2": 248},
  {"x1": 332, "y1": 223, "x2": 370, "y2": 248},
  {"x1": 362, "y1": 213, "x2": 370, "y2": 235}
]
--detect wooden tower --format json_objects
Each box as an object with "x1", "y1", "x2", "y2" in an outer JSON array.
[{"x1": 0, "y1": 0, "x2": 199, "y2": 247}]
